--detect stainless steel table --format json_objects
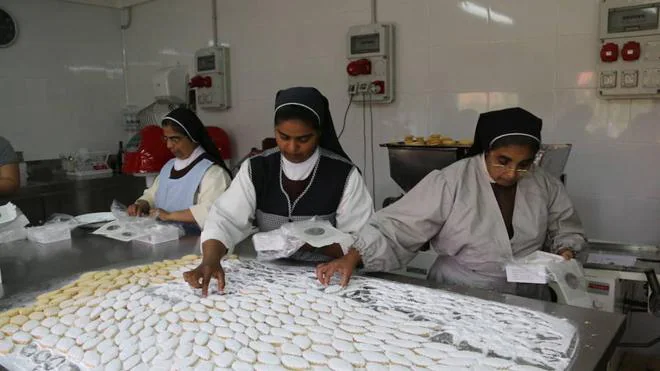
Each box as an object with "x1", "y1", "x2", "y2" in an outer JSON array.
[{"x1": 0, "y1": 230, "x2": 626, "y2": 371}]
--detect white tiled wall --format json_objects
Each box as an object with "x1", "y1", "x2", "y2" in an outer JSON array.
[
  {"x1": 123, "y1": 0, "x2": 660, "y2": 245},
  {"x1": 0, "y1": 0, "x2": 124, "y2": 161}
]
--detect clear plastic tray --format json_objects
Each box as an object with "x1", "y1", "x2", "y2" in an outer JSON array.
[
  {"x1": 133, "y1": 224, "x2": 180, "y2": 245},
  {"x1": 26, "y1": 224, "x2": 71, "y2": 244}
]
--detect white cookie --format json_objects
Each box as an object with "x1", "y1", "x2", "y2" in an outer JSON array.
[
  {"x1": 11, "y1": 331, "x2": 31, "y2": 344},
  {"x1": 30, "y1": 326, "x2": 49, "y2": 339},
  {"x1": 311, "y1": 344, "x2": 337, "y2": 357},
  {"x1": 213, "y1": 351, "x2": 235, "y2": 368},
  {"x1": 167, "y1": 323, "x2": 182, "y2": 335},
  {"x1": 260, "y1": 335, "x2": 287, "y2": 345},
  {"x1": 128, "y1": 320, "x2": 144, "y2": 335},
  {"x1": 238, "y1": 316, "x2": 256, "y2": 327},
  {"x1": 328, "y1": 357, "x2": 353, "y2": 371},
  {"x1": 270, "y1": 327, "x2": 292, "y2": 339},
  {"x1": 246, "y1": 326, "x2": 261, "y2": 340},
  {"x1": 63, "y1": 326, "x2": 83, "y2": 339},
  {"x1": 414, "y1": 346, "x2": 446, "y2": 360},
  {"x1": 249, "y1": 340, "x2": 275, "y2": 353},
  {"x1": 281, "y1": 355, "x2": 309, "y2": 370},
  {"x1": 193, "y1": 331, "x2": 209, "y2": 346},
  {"x1": 302, "y1": 350, "x2": 327, "y2": 365},
  {"x1": 195, "y1": 311, "x2": 210, "y2": 322},
  {"x1": 68, "y1": 345, "x2": 84, "y2": 363},
  {"x1": 207, "y1": 338, "x2": 225, "y2": 355},
  {"x1": 331, "y1": 338, "x2": 354, "y2": 353},
  {"x1": 199, "y1": 322, "x2": 214, "y2": 334},
  {"x1": 237, "y1": 347, "x2": 257, "y2": 363},
  {"x1": 216, "y1": 326, "x2": 234, "y2": 338},
  {"x1": 172, "y1": 301, "x2": 189, "y2": 312},
  {"x1": 179, "y1": 331, "x2": 195, "y2": 346},
  {"x1": 385, "y1": 351, "x2": 413, "y2": 366},
  {"x1": 235, "y1": 332, "x2": 250, "y2": 346},
  {"x1": 225, "y1": 338, "x2": 242, "y2": 352},
  {"x1": 20, "y1": 319, "x2": 40, "y2": 332},
  {"x1": 105, "y1": 358, "x2": 122, "y2": 371},
  {"x1": 361, "y1": 350, "x2": 388, "y2": 363},
  {"x1": 56, "y1": 336, "x2": 76, "y2": 352},
  {"x1": 123, "y1": 353, "x2": 141, "y2": 369},
  {"x1": 230, "y1": 322, "x2": 246, "y2": 333},
  {"x1": 308, "y1": 332, "x2": 333, "y2": 345},
  {"x1": 175, "y1": 342, "x2": 193, "y2": 358},
  {"x1": 112, "y1": 299, "x2": 127, "y2": 310},
  {"x1": 354, "y1": 342, "x2": 380, "y2": 352},
  {"x1": 210, "y1": 316, "x2": 228, "y2": 328},
  {"x1": 194, "y1": 344, "x2": 212, "y2": 360},
  {"x1": 385, "y1": 338, "x2": 420, "y2": 349},
  {"x1": 292, "y1": 335, "x2": 312, "y2": 350},
  {"x1": 257, "y1": 352, "x2": 280, "y2": 366},
  {"x1": 294, "y1": 317, "x2": 315, "y2": 327},
  {"x1": 112, "y1": 308, "x2": 127, "y2": 321},
  {"x1": 231, "y1": 360, "x2": 254, "y2": 371},
  {"x1": 281, "y1": 342, "x2": 303, "y2": 356},
  {"x1": 101, "y1": 345, "x2": 120, "y2": 365},
  {"x1": 352, "y1": 334, "x2": 381, "y2": 345},
  {"x1": 40, "y1": 317, "x2": 58, "y2": 329},
  {"x1": 190, "y1": 302, "x2": 205, "y2": 312},
  {"x1": 97, "y1": 320, "x2": 112, "y2": 333},
  {"x1": 222, "y1": 310, "x2": 238, "y2": 322},
  {"x1": 380, "y1": 344, "x2": 415, "y2": 358},
  {"x1": 83, "y1": 349, "x2": 101, "y2": 368},
  {"x1": 309, "y1": 326, "x2": 332, "y2": 335},
  {"x1": 82, "y1": 335, "x2": 102, "y2": 351}
]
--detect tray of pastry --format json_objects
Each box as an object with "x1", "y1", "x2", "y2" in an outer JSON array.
[{"x1": 381, "y1": 134, "x2": 473, "y2": 148}]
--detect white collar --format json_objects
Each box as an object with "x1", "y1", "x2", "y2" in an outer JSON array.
[
  {"x1": 174, "y1": 146, "x2": 205, "y2": 171},
  {"x1": 480, "y1": 153, "x2": 497, "y2": 184},
  {"x1": 281, "y1": 148, "x2": 320, "y2": 181}
]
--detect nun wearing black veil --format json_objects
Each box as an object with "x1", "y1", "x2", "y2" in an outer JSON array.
[
  {"x1": 316, "y1": 107, "x2": 586, "y2": 295},
  {"x1": 127, "y1": 108, "x2": 232, "y2": 235},
  {"x1": 185, "y1": 87, "x2": 373, "y2": 295}
]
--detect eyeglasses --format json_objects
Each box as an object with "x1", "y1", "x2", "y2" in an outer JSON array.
[{"x1": 488, "y1": 162, "x2": 534, "y2": 175}]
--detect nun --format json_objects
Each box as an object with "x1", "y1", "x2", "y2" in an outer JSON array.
[
  {"x1": 184, "y1": 87, "x2": 374, "y2": 296},
  {"x1": 316, "y1": 107, "x2": 586, "y2": 295},
  {"x1": 127, "y1": 108, "x2": 232, "y2": 235}
]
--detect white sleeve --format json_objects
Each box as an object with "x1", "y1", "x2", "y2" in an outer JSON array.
[
  {"x1": 190, "y1": 165, "x2": 232, "y2": 228},
  {"x1": 137, "y1": 175, "x2": 160, "y2": 208},
  {"x1": 335, "y1": 167, "x2": 374, "y2": 253},
  {"x1": 354, "y1": 170, "x2": 455, "y2": 272},
  {"x1": 200, "y1": 161, "x2": 257, "y2": 254},
  {"x1": 545, "y1": 176, "x2": 587, "y2": 253}
]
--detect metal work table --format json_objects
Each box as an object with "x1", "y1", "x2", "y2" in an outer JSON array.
[
  {"x1": 0, "y1": 175, "x2": 145, "y2": 225},
  {"x1": 0, "y1": 230, "x2": 626, "y2": 371}
]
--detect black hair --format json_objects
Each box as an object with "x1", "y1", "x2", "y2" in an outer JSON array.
[
  {"x1": 489, "y1": 135, "x2": 541, "y2": 154},
  {"x1": 274, "y1": 87, "x2": 352, "y2": 161},
  {"x1": 162, "y1": 120, "x2": 190, "y2": 139},
  {"x1": 161, "y1": 108, "x2": 231, "y2": 176},
  {"x1": 274, "y1": 105, "x2": 321, "y2": 132}
]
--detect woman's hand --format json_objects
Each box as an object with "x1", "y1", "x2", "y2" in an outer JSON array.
[
  {"x1": 558, "y1": 248, "x2": 575, "y2": 260},
  {"x1": 315, "y1": 248, "x2": 362, "y2": 287},
  {"x1": 183, "y1": 260, "x2": 225, "y2": 298},
  {"x1": 183, "y1": 240, "x2": 228, "y2": 297},
  {"x1": 127, "y1": 201, "x2": 150, "y2": 216},
  {"x1": 150, "y1": 208, "x2": 171, "y2": 221}
]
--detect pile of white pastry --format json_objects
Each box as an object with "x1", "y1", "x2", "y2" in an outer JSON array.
[{"x1": 0, "y1": 257, "x2": 577, "y2": 371}]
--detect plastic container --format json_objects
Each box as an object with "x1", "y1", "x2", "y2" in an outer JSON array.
[
  {"x1": 133, "y1": 224, "x2": 180, "y2": 245},
  {"x1": 26, "y1": 224, "x2": 71, "y2": 244},
  {"x1": 0, "y1": 227, "x2": 27, "y2": 243}
]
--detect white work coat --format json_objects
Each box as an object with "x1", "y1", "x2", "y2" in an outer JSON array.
[{"x1": 354, "y1": 155, "x2": 586, "y2": 293}]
